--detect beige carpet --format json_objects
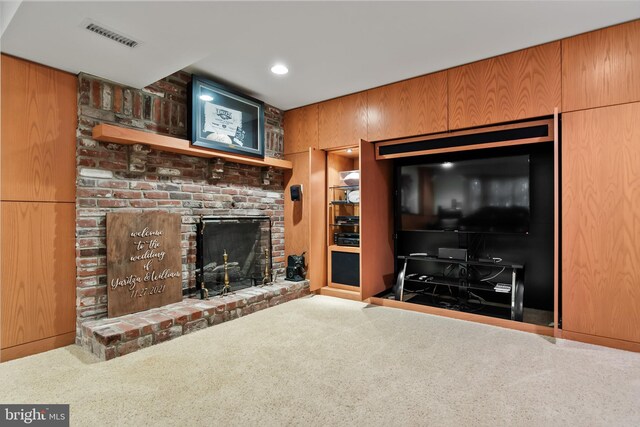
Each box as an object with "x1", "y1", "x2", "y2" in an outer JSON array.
[{"x1": 1, "y1": 295, "x2": 639, "y2": 426}]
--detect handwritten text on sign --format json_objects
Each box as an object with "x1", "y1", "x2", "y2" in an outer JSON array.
[{"x1": 107, "y1": 212, "x2": 182, "y2": 318}]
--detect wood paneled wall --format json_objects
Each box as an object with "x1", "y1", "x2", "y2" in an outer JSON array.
[
  {"x1": 1, "y1": 202, "x2": 76, "y2": 348},
  {"x1": 1, "y1": 55, "x2": 77, "y2": 202},
  {"x1": 308, "y1": 149, "x2": 327, "y2": 291},
  {"x1": 562, "y1": 103, "x2": 640, "y2": 343},
  {"x1": 0, "y1": 55, "x2": 77, "y2": 362},
  {"x1": 284, "y1": 21, "x2": 640, "y2": 154},
  {"x1": 448, "y1": 42, "x2": 561, "y2": 130},
  {"x1": 280, "y1": 20, "x2": 640, "y2": 351},
  {"x1": 563, "y1": 20, "x2": 640, "y2": 112},
  {"x1": 284, "y1": 149, "x2": 327, "y2": 291},
  {"x1": 284, "y1": 152, "x2": 310, "y2": 258},
  {"x1": 318, "y1": 92, "x2": 367, "y2": 150},
  {"x1": 283, "y1": 104, "x2": 318, "y2": 155},
  {"x1": 367, "y1": 71, "x2": 448, "y2": 141},
  {"x1": 359, "y1": 141, "x2": 394, "y2": 299}
]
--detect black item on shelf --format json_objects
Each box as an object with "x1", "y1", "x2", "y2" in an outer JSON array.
[
  {"x1": 438, "y1": 247, "x2": 468, "y2": 261},
  {"x1": 286, "y1": 252, "x2": 306, "y2": 282},
  {"x1": 336, "y1": 215, "x2": 359, "y2": 224},
  {"x1": 334, "y1": 232, "x2": 360, "y2": 247}
]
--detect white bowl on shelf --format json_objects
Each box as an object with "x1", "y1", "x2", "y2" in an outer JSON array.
[{"x1": 340, "y1": 170, "x2": 360, "y2": 186}]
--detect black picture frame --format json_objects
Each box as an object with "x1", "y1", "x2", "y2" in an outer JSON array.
[{"x1": 190, "y1": 75, "x2": 265, "y2": 158}]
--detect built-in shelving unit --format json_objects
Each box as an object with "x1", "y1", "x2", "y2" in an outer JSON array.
[{"x1": 327, "y1": 148, "x2": 361, "y2": 292}]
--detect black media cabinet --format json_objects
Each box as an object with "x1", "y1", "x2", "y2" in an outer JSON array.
[{"x1": 394, "y1": 255, "x2": 525, "y2": 321}]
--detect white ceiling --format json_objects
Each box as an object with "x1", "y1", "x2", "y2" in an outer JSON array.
[{"x1": 2, "y1": 1, "x2": 640, "y2": 110}]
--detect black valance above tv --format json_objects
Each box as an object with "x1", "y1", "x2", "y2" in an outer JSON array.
[{"x1": 376, "y1": 118, "x2": 554, "y2": 160}]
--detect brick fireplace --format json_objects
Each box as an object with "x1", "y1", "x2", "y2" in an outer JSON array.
[{"x1": 75, "y1": 71, "x2": 289, "y2": 346}]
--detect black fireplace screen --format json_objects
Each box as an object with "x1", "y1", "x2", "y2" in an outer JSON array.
[{"x1": 196, "y1": 216, "x2": 272, "y2": 297}]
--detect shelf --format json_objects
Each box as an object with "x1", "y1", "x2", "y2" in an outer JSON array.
[
  {"x1": 404, "y1": 276, "x2": 511, "y2": 294},
  {"x1": 329, "y1": 185, "x2": 359, "y2": 190},
  {"x1": 329, "y1": 245, "x2": 360, "y2": 253},
  {"x1": 329, "y1": 223, "x2": 360, "y2": 227},
  {"x1": 398, "y1": 254, "x2": 523, "y2": 269},
  {"x1": 329, "y1": 201, "x2": 359, "y2": 206},
  {"x1": 92, "y1": 124, "x2": 293, "y2": 170}
]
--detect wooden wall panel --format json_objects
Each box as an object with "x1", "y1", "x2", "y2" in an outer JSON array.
[
  {"x1": 449, "y1": 42, "x2": 561, "y2": 129},
  {"x1": 359, "y1": 140, "x2": 394, "y2": 299},
  {"x1": 0, "y1": 54, "x2": 77, "y2": 202},
  {"x1": 284, "y1": 152, "x2": 310, "y2": 260},
  {"x1": 318, "y1": 92, "x2": 367, "y2": 150},
  {"x1": 308, "y1": 149, "x2": 327, "y2": 291},
  {"x1": 283, "y1": 104, "x2": 319, "y2": 155},
  {"x1": 1, "y1": 201, "x2": 76, "y2": 349},
  {"x1": 563, "y1": 20, "x2": 640, "y2": 112},
  {"x1": 367, "y1": 71, "x2": 448, "y2": 141},
  {"x1": 562, "y1": 103, "x2": 640, "y2": 343}
]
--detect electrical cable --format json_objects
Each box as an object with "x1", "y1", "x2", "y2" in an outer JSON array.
[{"x1": 480, "y1": 266, "x2": 505, "y2": 282}]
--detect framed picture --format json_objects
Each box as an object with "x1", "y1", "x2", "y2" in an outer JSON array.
[{"x1": 190, "y1": 76, "x2": 265, "y2": 158}]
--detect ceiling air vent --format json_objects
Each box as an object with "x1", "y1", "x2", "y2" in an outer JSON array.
[{"x1": 85, "y1": 21, "x2": 139, "y2": 48}]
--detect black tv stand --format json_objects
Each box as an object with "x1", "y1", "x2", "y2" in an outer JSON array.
[{"x1": 394, "y1": 254, "x2": 525, "y2": 321}]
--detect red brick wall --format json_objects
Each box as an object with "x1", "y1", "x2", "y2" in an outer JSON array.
[{"x1": 75, "y1": 71, "x2": 285, "y2": 340}]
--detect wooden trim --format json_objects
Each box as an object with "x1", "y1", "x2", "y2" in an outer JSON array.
[
  {"x1": 92, "y1": 124, "x2": 293, "y2": 170},
  {"x1": 0, "y1": 331, "x2": 75, "y2": 363},
  {"x1": 328, "y1": 244, "x2": 360, "y2": 254},
  {"x1": 316, "y1": 286, "x2": 362, "y2": 302},
  {"x1": 368, "y1": 297, "x2": 555, "y2": 337},
  {"x1": 553, "y1": 108, "x2": 560, "y2": 337},
  {"x1": 375, "y1": 118, "x2": 554, "y2": 160},
  {"x1": 328, "y1": 283, "x2": 360, "y2": 292},
  {"x1": 561, "y1": 330, "x2": 640, "y2": 353}
]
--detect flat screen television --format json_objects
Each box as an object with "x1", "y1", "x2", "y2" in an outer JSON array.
[{"x1": 398, "y1": 154, "x2": 530, "y2": 233}]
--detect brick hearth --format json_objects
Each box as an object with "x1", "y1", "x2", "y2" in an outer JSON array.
[{"x1": 81, "y1": 280, "x2": 309, "y2": 361}]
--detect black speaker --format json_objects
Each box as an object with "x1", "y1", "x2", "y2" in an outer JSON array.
[
  {"x1": 290, "y1": 184, "x2": 302, "y2": 201},
  {"x1": 438, "y1": 247, "x2": 468, "y2": 261},
  {"x1": 331, "y1": 251, "x2": 360, "y2": 287}
]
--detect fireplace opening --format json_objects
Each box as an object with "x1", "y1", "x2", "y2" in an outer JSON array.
[{"x1": 196, "y1": 216, "x2": 273, "y2": 297}]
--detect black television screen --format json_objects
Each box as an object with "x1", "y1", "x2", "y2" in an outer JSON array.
[{"x1": 399, "y1": 155, "x2": 530, "y2": 233}]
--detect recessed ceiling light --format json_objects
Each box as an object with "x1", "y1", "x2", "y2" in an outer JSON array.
[
  {"x1": 346, "y1": 148, "x2": 353, "y2": 153},
  {"x1": 199, "y1": 94, "x2": 213, "y2": 102},
  {"x1": 271, "y1": 64, "x2": 289, "y2": 75},
  {"x1": 442, "y1": 162, "x2": 453, "y2": 169}
]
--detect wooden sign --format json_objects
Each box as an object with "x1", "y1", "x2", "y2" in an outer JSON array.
[{"x1": 107, "y1": 211, "x2": 182, "y2": 317}]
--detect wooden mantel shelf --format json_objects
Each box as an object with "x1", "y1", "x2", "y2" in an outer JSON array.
[{"x1": 92, "y1": 124, "x2": 293, "y2": 170}]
